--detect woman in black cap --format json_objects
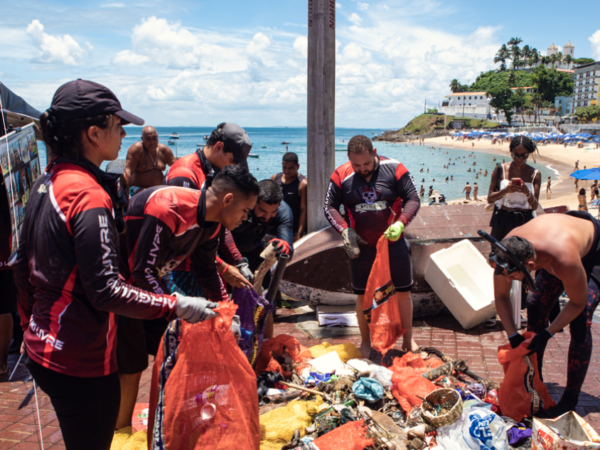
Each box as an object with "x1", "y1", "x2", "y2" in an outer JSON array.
[{"x1": 13, "y1": 80, "x2": 216, "y2": 450}]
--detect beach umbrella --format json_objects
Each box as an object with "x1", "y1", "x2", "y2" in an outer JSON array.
[{"x1": 571, "y1": 168, "x2": 600, "y2": 180}]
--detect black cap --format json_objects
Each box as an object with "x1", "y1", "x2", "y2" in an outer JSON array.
[
  {"x1": 47, "y1": 79, "x2": 144, "y2": 126},
  {"x1": 217, "y1": 123, "x2": 252, "y2": 165}
]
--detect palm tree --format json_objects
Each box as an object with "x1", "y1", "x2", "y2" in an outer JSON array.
[
  {"x1": 555, "y1": 52, "x2": 563, "y2": 69},
  {"x1": 494, "y1": 44, "x2": 509, "y2": 68},
  {"x1": 449, "y1": 79, "x2": 462, "y2": 93},
  {"x1": 529, "y1": 48, "x2": 540, "y2": 68},
  {"x1": 521, "y1": 45, "x2": 531, "y2": 67},
  {"x1": 508, "y1": 37, "x2": 523, "y2": 47},
  {"x1": 510, "y1": 45, "x2": 521, "y2": 69},
  {"x1": 564, "y1": 54, "x2": 573, "y2": 69}
]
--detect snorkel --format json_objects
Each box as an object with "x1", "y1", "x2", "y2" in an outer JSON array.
[{"x1": 478, "y1": 230, "x2": 537, "y2": 293}]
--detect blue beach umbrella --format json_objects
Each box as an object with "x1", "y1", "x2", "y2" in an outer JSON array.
[{"x1": 571, "y1": 168, "x2": 600, "y2": 180}]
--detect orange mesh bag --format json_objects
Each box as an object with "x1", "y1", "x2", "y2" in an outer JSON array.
[
  {"x1": 147, "y1": 302, "x2": 260, "y2": 450},
  {"x1": 362, "y1": 236, "x2": 405, "y2": 356},
  {"x1": 310, "y1": 420, "x2": 374, "y2": 450},
  {"x1": 498, "y1": 331, "x2": 555, "y2": 421},
  {"x1": 390, "y1": 357, "x2": 437, "y2": 413},
  {"x1": 254, "y1": 334, "x2": 312, "y2": 377}
]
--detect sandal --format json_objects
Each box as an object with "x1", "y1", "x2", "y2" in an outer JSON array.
[{"x1": 484, "y1": 317, "x2": 497, "y2": 328}]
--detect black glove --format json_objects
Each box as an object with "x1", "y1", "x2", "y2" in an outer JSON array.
[
  {"x1": 527, "y1": 329, "x2": 553, "y2": 355},
  {"x1": 509, "y1": 333, "x2": 526, "y2": 349}
]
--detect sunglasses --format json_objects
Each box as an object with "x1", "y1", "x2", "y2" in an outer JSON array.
[{"x1": 511, "y1": 152, "x2": 528, "y2": 160}]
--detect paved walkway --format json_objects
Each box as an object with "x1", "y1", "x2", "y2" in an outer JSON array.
[{"x1": 2, "y1": 307, "x2": 600, "y2": 448}]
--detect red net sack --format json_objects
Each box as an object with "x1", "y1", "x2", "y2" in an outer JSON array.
[
  {"x1": 390, "y1": 357, "x2": 437, "y2": 413},
  {"x1": 310, "y1": 420, "x2": 374, "y2": 450},
  {"x1": 147, "y1": 302, "x2": 259, "y2": 450},
  {"x1": 498, "y1": 331, "x2": 555, "y2": 421},
  {"x1": 254, "y1": 334, "x2": 312, "y2": 377},
  {"x1": 362, "y1": 236, "x2": 405, "y2": 356}
]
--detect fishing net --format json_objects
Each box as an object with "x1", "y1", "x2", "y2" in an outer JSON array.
[{"x1": 310, "y1": 419, "x2": 374, "y2": 450}]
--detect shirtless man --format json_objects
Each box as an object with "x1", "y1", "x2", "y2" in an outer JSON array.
[
  {"x1": 482, "y1": 211, "x2": 600, "y2": 418},
  {"x1": 124, "y1": 126, "x2": 176, "y2": 196},
  {"x1": 463, "y1": 182, "x2": 471, "y2": 200},
  {"x1": 473, "y1": 182, "x2": 479, "y2": 201}
]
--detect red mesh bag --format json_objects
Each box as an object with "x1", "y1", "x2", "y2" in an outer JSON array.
[
  {"x1": 390, "y1": 356, "x2": 437, "y2": 413},
  {"x1": 310, "y1": 420, "x2": 374, "y2": 450},
  {"x1": 362, "y1": 236, "x2": 405, "y2": 356},
  {"x1": 254, "y1": 334, "x2": 312, "y2": 377},
  {"x1": 498, "y1": 331, "x2": 555, "y2": 421},
  {"x1": 147, "y1": 302, "x2": 259, "y2": 450}
]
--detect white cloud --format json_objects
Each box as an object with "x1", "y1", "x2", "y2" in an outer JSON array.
[
  {"x1": 590, "y1": 30, "x2": 600, "y2": 60},
  {"x1": 113, "y1": 49, "x2": 150, "y2": 65},
  {"x1": 246, "y1": 32, "x2": 271, "y2": 56},
  {"x1": 349, "y1": 13, "x2": 362, "y2": 25},
  {"x1": 357, "y1": 2, "x2": 369, "y2": 10},
  {"x1": 26, "y1": 20, "x2": 86, "y2": 65},
  {"x1": 293, "y1": 36, "x2": 308, "y2": 59},
  {"x1": 101, "y1": 2, "x2": 125, "y2": 7},
  {"x1": 336, "y1": 2, "x2": 342, "y2": 8}
]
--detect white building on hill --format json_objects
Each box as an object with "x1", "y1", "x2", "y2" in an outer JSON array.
[
  {"x1": 440, "y1": 87, "x2": 535, "y2": 120},
  {"x1": 573, "y1": 62, "x2": 600, "y2": 108}
]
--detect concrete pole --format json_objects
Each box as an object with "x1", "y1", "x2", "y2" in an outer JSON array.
[{"x1": 307, "y1": 0, "x2": 336, "y2": 233}]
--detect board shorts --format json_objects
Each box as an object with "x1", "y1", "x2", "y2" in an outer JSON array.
[
  {"x1": 348, "y1": 237, "x2": 413, "y2": 295},
  {"x1": 116, "y1": 316, "x2": 169, "y2": 374}
]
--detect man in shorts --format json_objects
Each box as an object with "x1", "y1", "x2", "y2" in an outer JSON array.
[
  {"x1": 115, "y1": 166, "x2": 259, "y2": 429},
  {"x1": 324, "y1": 135, "x2": 421, "y2": 357},
  {"x1": 484, "y1": 210, "x2": 600, "y2": 418}
]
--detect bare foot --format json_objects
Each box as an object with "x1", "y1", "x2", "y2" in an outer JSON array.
[
  {"x1": 402, "y1": 338, "x2": 419, "y2": 353},
  {"x1": 360, "y1": 341, "x2": 372, "y2": 359}
]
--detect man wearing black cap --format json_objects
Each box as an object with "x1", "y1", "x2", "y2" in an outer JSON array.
[
  {"x1": 487, "y1": 210, "x2": 600, "y2": 418},
  {"x1": 165, "y1": 123, "x2": 254, "y2": 292}
]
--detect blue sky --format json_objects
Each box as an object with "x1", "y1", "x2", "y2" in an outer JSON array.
[{"x1": 1, "y1": 0, "x2": 599, "y2": 128}]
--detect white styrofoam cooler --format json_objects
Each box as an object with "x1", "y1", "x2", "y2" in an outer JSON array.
[{"x1": 425, "y1": 240, "x2": 496, "y2": 329}]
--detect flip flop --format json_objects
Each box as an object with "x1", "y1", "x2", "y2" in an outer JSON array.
[{"x1": 485, "y1": 317, "x2": 497, "y2": 328}]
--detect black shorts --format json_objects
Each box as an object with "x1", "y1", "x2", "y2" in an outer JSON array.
[
  {"x1": 0, "y1": 269, "x2": 17, "y2": 315},
  {"x1": 348, "y1": 237, "x2": 413, "y2": 295},
  {"x1": 116, "y1": 316, "x2": 169, "y2": 374}
]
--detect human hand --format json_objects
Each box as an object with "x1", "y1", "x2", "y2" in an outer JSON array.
[
  {"x1": 20, "y1": 341, "x2": 25, "y2": 354},
  {"x1": 527, "y1": 330, "x2": 553, "y2": 355},
  {"x1": 270, "y1": 238, "x2": 291, "y2": 256},
  {"x1": 222, "y1": 264, "x2": 253, "y2": 289},
  {"x1": 341, "y1": 228, "x2": 367, "y2": 259},
  {"x1": 508, "y1": 333, "x2": 525, "y2": 349},
  {"x1": 384, "y1": 222, "x2": 404, "y2": 242},
  {"x1": 174, "y1": 293, "x2": 219, "y2": 323}
]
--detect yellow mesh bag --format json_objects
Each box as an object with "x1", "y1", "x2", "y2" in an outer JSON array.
[
  {"x1": 259, "y1": 396, "x2": 323, "y2": 449},
  {"x1": 309, "y1": 342, "x2": 362, "y2": 363},
  {"x1": 110, "y1": 427, "x2": 147, "y2": 450}
]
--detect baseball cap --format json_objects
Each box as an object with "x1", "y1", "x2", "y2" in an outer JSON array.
[
  {"x1": 47, "y1": 79, "x2": 144, "y2": 126},
  {"x1": 217, "y1": 123, "x2": 252, "y2": 165}
]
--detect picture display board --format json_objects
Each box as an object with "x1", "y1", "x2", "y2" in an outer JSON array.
[{"x1": 0, "y1": 123, "x2": 40, "y2": 261}]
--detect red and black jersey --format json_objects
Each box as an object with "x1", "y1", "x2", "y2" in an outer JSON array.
[
  {"x1": 324, "y1": 156, "x2": 421, "y2": 246},
  {"x1": 120, "y1": 185, "x2": 228, "y2": 303},
  {"x1": 13, "y1": 160, "x2": 177, "y2": 378},
  {"x1": 165, "y1": 149, "x2": 243, "y2": 265}
]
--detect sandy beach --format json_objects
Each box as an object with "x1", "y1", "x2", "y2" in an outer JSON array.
[{"x1": 424, "y1": 136, "x2": 600, "y2": 211}]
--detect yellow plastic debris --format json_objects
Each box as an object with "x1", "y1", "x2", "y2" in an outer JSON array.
[
  {"x1": 309, "y1": 342, "x2": 362, "y2": 363},
  {"x1": 110, "y1": 426, "x2": 147, "y2": 450},
  {"x1": 259, "y1": 396, "x2": 323, "y2": 450}
]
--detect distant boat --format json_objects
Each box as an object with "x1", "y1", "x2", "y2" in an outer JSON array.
[
  {"x1": 197, "y1": 143, "x2": 203, "y2": 147},
  {"x1": 261, "y1": 145, "x2": 267, "y2": 148},
  {"x1": 168, "y1": 141, "x2": 175, "y2": 145},
  {"x1": 203, "y1": 135, "x2": 209, "y2": 140},
  {"x1": 248, "y1": 153, "x2": 260, "y2": 158},
  {"x1": 169, "y1": 133, "x2": 179, "y2": 139},
  {"x1": 281, "y1": 141, "x2": 290, "y2": 145}
]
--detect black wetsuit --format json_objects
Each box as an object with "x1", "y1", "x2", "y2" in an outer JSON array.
[
  {"x1": 273, "y1": 173, "x2": 305, "y2": 234},
  {"x1": 528, "y1": 210, "x2": 600, "y2": 405}
]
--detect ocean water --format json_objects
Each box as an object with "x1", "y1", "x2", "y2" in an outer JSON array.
[{"x1": 38, "y1": 126, "x2": 554, "y2": 201}]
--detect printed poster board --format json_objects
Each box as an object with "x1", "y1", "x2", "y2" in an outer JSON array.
[{"x1": 0, "y1": 123, "x2": 41, "y2": 262}]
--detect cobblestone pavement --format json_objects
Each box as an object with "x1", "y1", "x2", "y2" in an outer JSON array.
[{"x1": 2, "y1": 307, "x2": 600, "y2": 448}]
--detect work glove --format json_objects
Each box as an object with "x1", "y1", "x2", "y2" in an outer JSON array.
[
  {"x1": 231, "y1": 315, "x2": 241, "y2": 340},
  {"x1": 508, "y1": 332, "x2": 526, "y2": 349},
  {"x1": 384, "y1": 221, "x2": 405, "y2": 242},
  {"x1": 341, "y1": 228, "x2": 367, "y2": 260},
  {"x1": 174, "y1": 293, "x2": 219, "y2": 323},
  {"x1": 236, "y1": 260, "x2": 254, "y2": 283},
  {"x1": 527, "y1": 329, "x2": 553, "y2": 355},
  {"x1": 270, "y1": 238, "x2": 291, "y2": 256}
]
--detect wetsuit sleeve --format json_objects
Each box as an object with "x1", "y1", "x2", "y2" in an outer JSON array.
[
  {"x1": 218, "y1": 227, "x2": 244, "y2": 265},
  {"x1": 130, "y1": 214, "x2": 174, "y2": 296},
  {"x1": 274, "y1": 202, "x2": 295, "y2": 253},
  {"x1": 14, "y1": 219, "x2": 36, "y2": 332},
  {"x1": 395, "y1": 171, "x2": 421, "y2": 226},
  {"x1": 71, "y1": 189, "x2": 177, "y2": 320},
  {"x1": 324, "y1": 177, "x2": 348, "y2": 233},
  {"x1": 190, "y1": 236, "x2": 229, "y2": 302},
  {"x1": 165, "y1": 167, "x2": 199, "y2": 190}
]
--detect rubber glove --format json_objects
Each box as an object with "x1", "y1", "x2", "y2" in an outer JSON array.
[
  {"x1": 270, "y1": 238, "x2": 291, "y2": 256},
  {"x1": 341, "y1": 228, "x2": 367, "y2": 260},
  {"x1": 235, "y1": 261, "x2": 254, "y2": 283},
  {"x1": 508, "y1": 332, "x2": 526, "y2": 349},
  {"x1": 231, "y1": 315, "x2": 241, "y2": 340},
  {"x1": 384, "y1": 221, "x2": 404, "y2": 242},
  {"x1": 174, "y1": 293, "x2": 219, "y2": 323},
  {"x1": 527, "y1": 330, "x2": 553, "y2": 355}
]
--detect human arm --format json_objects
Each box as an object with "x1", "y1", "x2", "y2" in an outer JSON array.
[
  {"x1": 218, "y1": 227, "x2": 244, "y2": 266},
  {"x1": 546, "y1": 260, "x2": 588, "y2": 335},
  {"x1": 190, "y1": 236, "x2": 229, "y2": 303},
  {"x1": 123, "y1": 143, "x2": 142, "y2": 191},
  {"x1": 13, "y1": 199, "x2": 36, "y2": 331},
  {"x1": 493, "y1": 273, "x2": 518, "y2": 337},
  {"x1": 517, "y1": 170, "x2": 541, "y2": 210},
  {"x1": 164, "y1": 145, "x2": 177, "y2": 166},
  {"x1": 166, "y1": 166, "x2": 199, "y2": 189},
  {"x1": 297, "y1": 178, "x2": 308, "y2": 238},
  {"x1": 271, "y1": 202, "x2": 294, "y2": 255},
  {"x1": 323, "y1": 177, "x2": 348, "y2": 234},
  {"x1": 394, "y1": 169, "x2": 420, "y2": 227}
]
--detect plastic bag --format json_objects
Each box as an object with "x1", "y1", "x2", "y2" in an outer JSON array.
[
  {"x1": 389, "y1": 356, "x2": 437, "y2": 413},
  {"x1": 310, "y1": 419, "x2": 374, "y2": 450},
  {"x1": 437, "y1": 401, "x2": 509, "y2": 450},
  {"x1": 110, "y1": 427, "x2": 147, "y2": 450},
  {"x1": 532, "y1": 411, "x2": 600, "y2": 450},
  {"x1": 232, "y1": 287, "x2": 272, "y2": 367},
  {"x1": 362, "y1": 235, "x2": 405, "y2": 356},
  {"x1": 309, "y1": 342, "x2": 362, "y2": 363},
  {"x1": 497, "y1": 331, "x2": 555, "y2": 421},
  {"x1": 352, "y1": 378, "x2": 384, "y2": 402},
  {"x1": 255, "y1": 334, "x2": 313, "y2": 377},
  {"x1": 147, "y1": 302, "x2": 260, "y2": 450}
]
